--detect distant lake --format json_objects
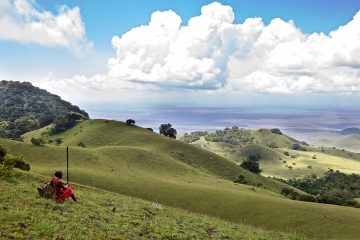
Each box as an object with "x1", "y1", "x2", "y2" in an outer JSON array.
[{"x1": 86, "y1": 106, "x2": 360, "y2": 138}]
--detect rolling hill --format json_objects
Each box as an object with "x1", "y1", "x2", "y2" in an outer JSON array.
[
  {"x1": 1, "y1": 120, "x2": 360, "y2": 239},
  {"x1": 182, "y1": 128, "x2": 360, "y2": 179}
]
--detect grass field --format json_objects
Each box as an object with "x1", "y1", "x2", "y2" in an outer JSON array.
[
  {"x1": 1, "y1": 120, "x2": 360, "y2": 239},
  {"x1": 0, "y1": 173, "x2": 304, "y2": 240}
]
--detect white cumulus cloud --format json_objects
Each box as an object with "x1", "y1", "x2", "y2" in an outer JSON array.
[
  {"x1": 41, "y1": 2, "x2": 360, "y2": 94},
  {"x1": 0, "y1": 0, "x2": 91, "y2": 53}
]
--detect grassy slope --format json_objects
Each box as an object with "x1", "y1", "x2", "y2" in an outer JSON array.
[
  {"x1": 252, "y1": 129, "x2": 300, "y2": 148},
  {"x1": 0, "y1": 173, "x2": 304, "y2": 240},
  {"x1": 190, "y1": 130, "x2": 360, "y2": 179},
  {"x1": 0, "y1": 120, "x2": 359, "y2": 239}
]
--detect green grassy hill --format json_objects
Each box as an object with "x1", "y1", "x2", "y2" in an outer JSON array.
[
  {"x1": 184, "y1": 128, "x2": 360, "y2": 179},
  {"x1": 21, "y1": 120, "x2": 291, "y2": 193},
  {"x1": 0, "y1": 173, "x2": 303, "y2": 240},
  {"x1": 1, "y1": 120, "x2": 360, "y2": 239},
  {"x1": 252, "y1": 129, "x2": 300, "y2": 148}
]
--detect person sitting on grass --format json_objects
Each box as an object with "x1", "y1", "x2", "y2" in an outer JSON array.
[{"x1": 38, "y1": 170, "x2": 77, "y2": 203}]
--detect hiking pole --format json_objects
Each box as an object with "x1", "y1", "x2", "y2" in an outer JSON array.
[{"x1": 67, "y1": 146, "x2": 69, "y2": 185}]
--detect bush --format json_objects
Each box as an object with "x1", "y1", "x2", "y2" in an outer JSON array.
[
  {"x1": 297, "y1": 194, "x2": 316, "y2": 202},
  {"x1": 268, "y1": 142, "x2": 278, "y2": 148},
  {"x1": 240, "y1": 160, "x2": 261, "y2": 174},
  {"x1": 55, "y1": 138, "x2": 63, "y2": 145},
  {"x1": 281, "y1": 188, "x2": 299, "y2": 200},
  {"x1": 0, "y1": 152, "x2": 30, "y2": 181},
  {"x1": 234, "y1": 175, "x2": 247, "y2": 184},
  {"x1": 283, "y1": 151, "x2": 289, "y2": 156},
  {"x1": 31, "y1": 137, "x2": 44, "y2": 146},
  {"x1": 5, "y1": 154, "x2": 30, "y2": 171},
  {"x1": 78, "y1": 141, "x2": 86, "y2": 148}
]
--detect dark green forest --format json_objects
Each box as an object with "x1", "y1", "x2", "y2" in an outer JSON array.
[{"x1": 0, "y1": 81, "x2": 89, "y2": 139}]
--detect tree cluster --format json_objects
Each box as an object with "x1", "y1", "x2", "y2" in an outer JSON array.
[
  {"x1": 281, "y1": 170, "x2": 360, "y2": 207},
  {"x1": 0, "y1": 81, "x2": 89, "y2": 139},
  {"x1": 204, "y1": 126, "x2": 254, "y2": 145}
]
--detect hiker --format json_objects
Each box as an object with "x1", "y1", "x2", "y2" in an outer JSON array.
[{"x1": 38, "y1": 170, "x2": 77, "y2": 203}]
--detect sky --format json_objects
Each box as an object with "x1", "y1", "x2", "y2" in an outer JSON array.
[{"x1": 1, "y1": 0, "x2": 360, "y2": 110}]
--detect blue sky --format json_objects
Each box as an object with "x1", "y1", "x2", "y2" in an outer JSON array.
[{"x1": 1, "y1": 0, "x2": 360, "y2": 108}]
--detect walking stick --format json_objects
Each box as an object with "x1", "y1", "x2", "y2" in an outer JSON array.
[{"x1": 67, "y1": 146, "x2": 69, "y2": 185}]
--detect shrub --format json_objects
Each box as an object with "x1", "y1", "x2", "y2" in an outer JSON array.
[
  {"x1": 31, "y1": 137, "x2": 44, "y2": 146},
  {"x1": 312, "y1": 155, "x2": 317, "y2": 159},
  {"x1": 5, "y1": 154, "x2": 30, "y2": 171},
  {"x1": 234, "y1": 175, "x2": 247, "y2": 184},
  {"x1": 0, "y1": 152, "x2": 30, "y2": 181},
  {"x1": 280, "y1": 188, "x2": 299, "y2": 200},
  {"x1": 283, "y1": 151, "x2": 290, "y2": 156},
  {"x1": 268, "y1": 142, "x2": 278, "y2": 148},
  {"x1": 55, "y1": 138, "x2": 63, "y2": 145},
  {"x1": 297, "y1": 194, "x2": 316, "y2": 202},
  {"x1": 240, "y1": 160, "x2": 262, "y2": 174}
]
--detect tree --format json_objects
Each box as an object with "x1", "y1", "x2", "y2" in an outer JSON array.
[
  {"x1": 159, "y1": 123, "x2": 177, "y2": 139},
  {"x1": 240, "y1": 160, "x2": 262, "y2": 174},
  {"x1": 159, "y1": 123, "x2": 171, "y2": 135},
  {"x1": 126, "y1": 119, "x2": 135, "y2": 126}
]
